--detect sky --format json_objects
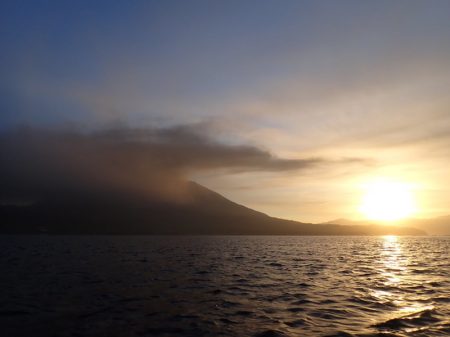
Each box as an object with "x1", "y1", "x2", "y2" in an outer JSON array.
[{"x1": 1, "y1": 0, "x2": 450, "y2": 222}]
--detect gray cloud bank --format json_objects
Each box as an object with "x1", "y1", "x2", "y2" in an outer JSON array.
[{"x1": 1, "y1": 125, "x2": 358, "y2": 203}]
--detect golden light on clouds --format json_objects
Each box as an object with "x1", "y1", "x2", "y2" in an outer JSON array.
[{"x1": 359, "y1": 179, "x2": 417, "y2": 222}]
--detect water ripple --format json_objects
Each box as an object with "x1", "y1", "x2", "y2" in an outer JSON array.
[{"x1": 0, "y1": 235, "x2": 448, "y2": 337}]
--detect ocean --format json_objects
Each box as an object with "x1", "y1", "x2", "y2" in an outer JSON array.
[{"x1": 1, "y1": 235, "x2": 449, "y2": 337}]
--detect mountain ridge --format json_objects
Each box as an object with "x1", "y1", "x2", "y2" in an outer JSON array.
[
  {"x1": 1, "y1": 181, "x2": 426, "y2": 235},
  {"x1": 324, "y1": 216, "x2": 450, "y2": 236}
]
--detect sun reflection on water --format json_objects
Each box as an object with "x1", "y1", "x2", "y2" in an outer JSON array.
[
  {"x1": 381, "y1": 235, "x2": 405, "y2": 284},
  {"x1": 373, "y1": 235, "x2": 435, "y2": 331}
]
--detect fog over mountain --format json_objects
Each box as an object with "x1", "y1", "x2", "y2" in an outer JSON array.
[
  {"x1": 0, "y1": 127, "x2": 424, "y2": 235},
  {"x1": 0, "y1": 126, "x2": 335, "y2": 203}
]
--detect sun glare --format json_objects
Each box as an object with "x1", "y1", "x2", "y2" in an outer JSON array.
[{"x1": 359, "y1": 179, "x2": 416, "y2": 222}]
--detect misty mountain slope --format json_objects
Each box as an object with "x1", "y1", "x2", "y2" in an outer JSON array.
[
  {"x1": 406, "y1": 216, "x2": 450, "y2": 236},
  {"x1": 0, "y1": 182, "x2": 425, "y2": 235},
  {"x1": 325, "y1": 217, "x2": 449, "y2": 236},
  {"x1": 0, "y1": 181, "x2": 298, "y2": 234}
]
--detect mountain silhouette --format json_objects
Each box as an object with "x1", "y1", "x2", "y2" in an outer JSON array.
[
  {"x1": 1, "y1": 182, "x2": 425, "y2": 235},
  {"x1": 325, "y1": 217, "x2": 450, "y2": 236},
  {"x1": 402, "y1": 216, "x2": 450, "y2": 236}
]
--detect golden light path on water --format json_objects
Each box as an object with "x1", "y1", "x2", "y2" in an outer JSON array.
[{"x1": 371, "y1": 235, "x2": 436, "y2": 334}]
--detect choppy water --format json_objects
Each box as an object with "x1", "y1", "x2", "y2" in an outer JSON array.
[{"x1": 0, "y1": 235, "x2": 449, "y2": 337}]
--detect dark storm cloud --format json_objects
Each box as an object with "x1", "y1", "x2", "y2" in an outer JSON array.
[{"x1": 1, "y1": 125, "x2": 363, "y2": 202}]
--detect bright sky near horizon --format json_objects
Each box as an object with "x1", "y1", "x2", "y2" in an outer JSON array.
[{"x1": 1, "y1": 0, "x2": 450, "y2": 222}]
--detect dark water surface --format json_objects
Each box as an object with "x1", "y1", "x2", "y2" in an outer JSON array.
[{"x1": 1, "y1": 235, "x2": 449, "y2": 337}]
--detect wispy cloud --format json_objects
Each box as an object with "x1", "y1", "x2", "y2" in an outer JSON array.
[{"x1": 0, "y1": 125, "x2": 368, "y2": 203}]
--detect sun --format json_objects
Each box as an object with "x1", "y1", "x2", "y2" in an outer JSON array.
[{"x1": 359, "y1": 179, "x2": 416, "y2": 222}]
